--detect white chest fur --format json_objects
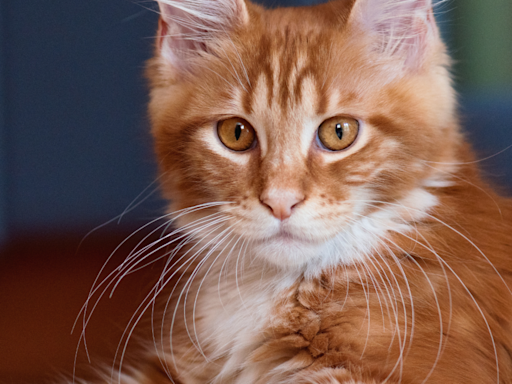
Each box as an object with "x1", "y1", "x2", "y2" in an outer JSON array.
[
  {"x1": 175, "y1": 188, "x2": 439, "y2": 383},
  {"x1": 191, "y1": 262, "x2": 300, "y2": 383}
]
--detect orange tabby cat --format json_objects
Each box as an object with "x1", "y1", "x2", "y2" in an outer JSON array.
[{"x1": 79, "y1": 0, "x2": 512, "y2": 382}]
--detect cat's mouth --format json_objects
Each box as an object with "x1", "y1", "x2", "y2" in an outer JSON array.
[{"x1": 250, "y1": 228, "x2": 328, "y2": 267}]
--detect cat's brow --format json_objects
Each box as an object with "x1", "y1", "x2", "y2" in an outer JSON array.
[{"x1": 242, "y1": 33, "x2": 328, "y2": 116}]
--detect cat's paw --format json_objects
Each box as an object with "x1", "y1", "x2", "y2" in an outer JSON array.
[
  {"x1": 246, "y1": 288, "x2": 322, "y2": 372},
  {"x1": 262, "y1": 283, "x2": 322, "y2": 343}
]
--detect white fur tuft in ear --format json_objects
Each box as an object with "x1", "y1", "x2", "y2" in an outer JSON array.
[
  {"x1": 155, "y1": 0, "x2": 249, "y2": 71},
  {"x1": 350, "y1": 0, "x2": 440, "y2": 70}
]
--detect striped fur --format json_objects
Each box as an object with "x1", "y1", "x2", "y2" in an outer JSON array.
[{"x1": 74, "y1": 0, "x2": 512, "y2": 383}]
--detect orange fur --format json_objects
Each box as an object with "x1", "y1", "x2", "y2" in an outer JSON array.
[{"x1": 77, "y1": 0, "x2": 512, "y2": 383}]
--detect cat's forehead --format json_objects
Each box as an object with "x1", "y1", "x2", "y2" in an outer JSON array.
[
  {"x1": 231, "y1": 18, "x2": 373, "y2": 116},
  {"x1": 229, "y1": 38, "x2": 319, "y2": 156},
  {"x1": 236, "y1": 29, "x2": 340, "y2": 105},
  {"x1": 224, "y1": 31, "x2": 370, "y2": 154},
  {"x1": 243, "y1": 36, "x2": 323, "y2": 112}
]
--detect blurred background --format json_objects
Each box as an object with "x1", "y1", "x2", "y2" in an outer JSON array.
[{"x1": 0, "y1": 0, "x2": 510, "y2": 382}]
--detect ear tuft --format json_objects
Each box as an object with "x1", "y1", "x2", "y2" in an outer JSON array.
[
  {"x1": 155, "y1": 0, "x2": 249, "y2": 72},
  {"x1": 350, "y1": 0, "x2": 440, "y2": 70}
]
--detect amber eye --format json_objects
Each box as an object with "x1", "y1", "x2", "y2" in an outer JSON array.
[
  {"x1": 317, "y1": 116, "x2": 359, "y2": 151},
  {"x1": 217, "y1": 117, "x2": 256, "y2": 152}
]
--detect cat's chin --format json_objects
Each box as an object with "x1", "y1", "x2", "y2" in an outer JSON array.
[{"x1": 250, "y1": 234, "x2": 326, "y2": 268}]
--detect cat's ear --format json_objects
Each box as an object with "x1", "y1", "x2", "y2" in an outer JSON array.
[
  {"x1": 155, "y1": 0, "x2": 249, "y2": 72},
  {"x1": 349, "y1": 0, "x2": 439, "y2": 71}
]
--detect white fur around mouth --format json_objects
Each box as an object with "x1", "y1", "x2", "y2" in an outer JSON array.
[{"x1": 264, "y1": 229, "x2": 321, "y2": 245}]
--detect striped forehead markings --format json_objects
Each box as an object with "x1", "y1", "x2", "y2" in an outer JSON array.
[{"x1": 241, "y1": 34, "x2": 327, "y2": 115}]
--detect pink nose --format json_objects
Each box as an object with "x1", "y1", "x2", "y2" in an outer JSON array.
[{"x1": 260, "y1": 189, "x2": 305, "y2": 221}]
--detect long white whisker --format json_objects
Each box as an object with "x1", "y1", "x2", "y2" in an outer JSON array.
[
  {"x1": 73, "y1": 202, "x2": 232, "y2": 376},
  {"x1": 186, "y1": 224, "x2": 240, "y2": 360},
  {"x1": 352, "y1": 199, "x2": 512, "y2": 297},
  {"x1": 218, "y1": 232, "x2": 246, "y2": 310},
  {"x1": 166, "y1": 221, "x2": 233, "y2": 369},
  {"x1": 77, "y1": 212, "x2": 231, "y2": 355},
  {"x1": 352, "y1": 199, "x2": 500, "y2": 383},
  {"x1": 114, "y1": 221, "x2": 229, "y2": 382}
]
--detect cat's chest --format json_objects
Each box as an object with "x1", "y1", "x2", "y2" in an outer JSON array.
[
  {"x1": 190, "y1": 269, "x2": 395, "y2": 384},
  {"x1": 191, "y1": 268, "x2": 303, "y2": 381},
  {"x1": 197, "y1": 273, "x2": 294, "y2": 353},
  {"x1": 188, "y1": 270, "x2": 338, "y2": 382}
]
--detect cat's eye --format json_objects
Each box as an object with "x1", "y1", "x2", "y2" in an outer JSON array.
[
  {"x1": 217, "y1": 117, "x2": 256, "y2": 152},
  {"x1": 317, "y1": 116, "x2": 359, "y2": 151}
]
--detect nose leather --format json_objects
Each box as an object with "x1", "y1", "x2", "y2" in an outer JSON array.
[{"x1": 260, "y1": 189, "x2": 305, "y2": 221}]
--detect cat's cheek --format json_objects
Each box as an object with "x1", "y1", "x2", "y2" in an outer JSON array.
[
  {"x1": 181, "y1": 127, "x2": 262, "y2": 202},
  {"x1": 308, "y1": 124, "x2": 388, "y2": 197}
]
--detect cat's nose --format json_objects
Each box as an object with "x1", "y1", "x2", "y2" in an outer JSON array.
[{"x1": 260, "y1": 189, "x2": 305, "y2": 221}]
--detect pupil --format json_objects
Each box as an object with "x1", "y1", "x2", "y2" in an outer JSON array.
[
  {"x1": 235, "y1": 124, "x2": 242, "y2": 141},
  {"x1": 335, "y1": 123, "x2": 343, "y2": 140}
]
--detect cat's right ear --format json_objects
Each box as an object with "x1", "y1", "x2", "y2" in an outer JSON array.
[
  {"x1": 348, "y1": 0, "x2": 439, "y2": 71},
  {"x1": 155, "y1": 0, "x2": 249, "y2": 73}
]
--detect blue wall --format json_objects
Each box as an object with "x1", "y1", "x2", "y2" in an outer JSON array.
[
  {"x1": 461, "y1": 93, "x2": 512, "y2": 191},
  {"x1": 2, "y1": 1, "x2": 163, "y2": 238},
  {"x1": 0, "y1": 0, "x2": 511, "y2": 244},
  {"x1": 0, "y1": 0, "x2": 7, "y2": 243}
]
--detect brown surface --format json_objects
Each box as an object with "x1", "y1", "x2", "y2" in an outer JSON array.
[{"x1": 0, "y1": 230, "x2": 160, "y2": 383}]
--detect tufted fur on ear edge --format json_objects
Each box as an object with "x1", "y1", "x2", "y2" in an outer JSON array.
[
  {"x1": 155, "y1": 0, "x2": 249, "y2": 72},
  {"x1": 349, "y1": 0, "x2": 441, "y2": 71}
]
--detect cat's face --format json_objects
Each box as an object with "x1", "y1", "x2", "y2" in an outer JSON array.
[{"x1": 149, "y1": 0, "x2": 459, "y2": 271}]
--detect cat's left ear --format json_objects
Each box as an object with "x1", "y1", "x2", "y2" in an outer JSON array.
[
  {"x1": 155, "y1": 0, "x2": 249, "y2": 72},
  {"x1": 349, "y1": 0, "x2": 440, "y2": 71}
]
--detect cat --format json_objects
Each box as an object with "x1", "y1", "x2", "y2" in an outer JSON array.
[{"x1": 77, "y1": 0, "x2": 512, "y2": 383}]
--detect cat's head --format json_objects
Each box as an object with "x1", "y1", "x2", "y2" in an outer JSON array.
[{"x1": 148, "y1": 0, "x2": 461, "y2": 272}]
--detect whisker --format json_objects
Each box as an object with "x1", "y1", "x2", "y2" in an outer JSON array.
[
  {"x1": 114, "y1": 221, "x2": 229, "y2": 381},
  {"x1": 355, "y1": 198, "x2": 512, "y2": 297},
  {"x1": 351, "y1": 199, "x2": 500, "y2": 383},
  {"x1": 218, "y1": 232, "x2": 246, "y2": 310},
  {"x1": 185, "y1": 224, "x2": 240, "y2": 359},
  {"x1": 76, "y1": 212, "x2": 231, "y2": 354}
]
